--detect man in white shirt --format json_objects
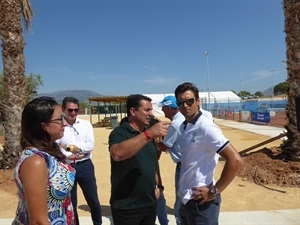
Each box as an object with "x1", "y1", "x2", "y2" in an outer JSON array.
[
  {"x1": 157, "y1": 96, "x2": 213, "y2": 225},
  {"x1": 174, "y1": 82, "x2": 244, "y2": 225},
  {"x1": 59, "y1": 97, "x2": 102, "y2": 225}
]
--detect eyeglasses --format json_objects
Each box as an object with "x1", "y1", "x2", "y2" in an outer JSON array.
[
  {"x1": 49, "y1": 115, "x2": 65, "y2": 125},
  {"x1": 67, "y1": 108, "x2": 79, "y2": 113},
  {"x1": 176, "y1": 98, "x2": 196, "y2": 107}
]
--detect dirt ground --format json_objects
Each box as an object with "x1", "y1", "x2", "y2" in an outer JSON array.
[{"x1": 0, "y1": 115, "x2": 299, "y2": 219}]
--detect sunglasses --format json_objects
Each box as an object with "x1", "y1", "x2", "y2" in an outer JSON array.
[
  {"x1": 176, "y1": 98, "x2": 196, "y2": 107},
  {"x1": 67, "y1": 108, "x2": 79, "y2": 113}
]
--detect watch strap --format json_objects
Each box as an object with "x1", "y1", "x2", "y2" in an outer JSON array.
[{"x1": 156, "y1": 184, "x2": 165, "y2": 191}]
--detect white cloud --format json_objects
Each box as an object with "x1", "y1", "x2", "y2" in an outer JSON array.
[
  {"x1": 143, "y1": 65, "x2": 162, "y2": 72},
  {"x1": 250, "y1": 69, "x2": 276, "y2": 82},
  {"x1": 153, "y1": 51, "x2": 168, "y2": 62},
  {"x1": 86, "y1": 73, "x2": 131, "y2": 80},
  {"x1": 88, "y1": 76, "x2": 97, "y2": 80},
  {"x1": 144, "y1": 76, "x2": 177, "y2": 85}
]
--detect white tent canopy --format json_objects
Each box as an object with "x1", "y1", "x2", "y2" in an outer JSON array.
[
  {"x1": 142, "y1": 93, "x2": 174, "y2": 117},
  {"x1": 199, "y1": 91, "x2": 241, "y2": 104},
  {"x1": 143, "y1": 91, "x2": 240, "y2": 117}
]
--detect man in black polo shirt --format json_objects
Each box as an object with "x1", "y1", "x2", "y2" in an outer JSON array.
[{"x1": 109, "y1": 94, "x2": 169, "y2": 225}]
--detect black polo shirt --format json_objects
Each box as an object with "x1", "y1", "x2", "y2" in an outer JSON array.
[{"x1": 108, "y1": 122, "x2": 158, "y2": 210}]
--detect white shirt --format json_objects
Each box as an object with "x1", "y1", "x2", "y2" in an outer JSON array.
[
  {"x1": 178, "y1": 114, "x2": 229, "y2": 204},
  {"x1": 58, "y1": 117, "x2": 95, "y2": 162},
  {"x1": 164, "y1": 110, "x2": 213, "y2": 164},
  {"x1": 162, "y1": 112, "x2": 185, "y2": 163},
  {"x1": 200, "y1": 108, "x2": 213, "y2": 121}
]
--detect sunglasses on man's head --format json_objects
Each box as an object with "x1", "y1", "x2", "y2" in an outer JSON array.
[
  {"x1": 176, "y1": 98, "x2": 196, "y2": 107},
  {"x1": 67, "y1": 108, "x2": 79, "y2": 113}
]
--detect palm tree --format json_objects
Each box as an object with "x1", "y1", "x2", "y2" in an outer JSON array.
[
  {"x1": 281, "y1": 0, "x2": 300, "y2": 161},
  {"x1": 0, "y1": 0, "x2": 33, "y2": 168}
]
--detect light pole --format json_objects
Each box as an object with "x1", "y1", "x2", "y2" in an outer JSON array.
[{"x1": 204, "y1": 50, "x2": 211, "y2": 112}]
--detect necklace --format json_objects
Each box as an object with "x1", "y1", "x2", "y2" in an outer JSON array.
[{"x1": 129, "y1": 123, "x2": 142, "y2": 133}]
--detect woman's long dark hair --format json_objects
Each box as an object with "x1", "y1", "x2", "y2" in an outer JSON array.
[{"x1": 20, "y1": 96, "x2": 66, "y2": 162}]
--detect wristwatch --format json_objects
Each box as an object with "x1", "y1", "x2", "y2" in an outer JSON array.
[
  {"x1": 156, "y1": 184, "x2": 165, "y2": 191},
  {"x1": 209, "y1": 185, "x2": 219, "y2": 196}
]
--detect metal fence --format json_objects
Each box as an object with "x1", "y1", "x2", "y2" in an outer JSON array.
[{"x1": 201, "y1": 97, "x2": 287, "y2": 115}]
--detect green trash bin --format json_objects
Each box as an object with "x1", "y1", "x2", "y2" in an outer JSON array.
[{"x1": 110, "y1": 116, "x2": 119, "y2": 128}]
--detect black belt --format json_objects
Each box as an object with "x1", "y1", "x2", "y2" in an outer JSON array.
[{"x1": 71, "y1": 159, "x2": 90, "y2": 167}]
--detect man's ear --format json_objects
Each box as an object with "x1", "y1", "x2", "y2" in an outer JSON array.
[
  {"x1": 196, "y1": 98, "x2": 201, "y2": 107},
  {"x1": 129, "y1": 107, "x2": 136, "y2": 116}
]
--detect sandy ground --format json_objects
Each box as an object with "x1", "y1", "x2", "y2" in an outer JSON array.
[{"x1": 0, "y1": 115, "x2": 299, "y2": 219}]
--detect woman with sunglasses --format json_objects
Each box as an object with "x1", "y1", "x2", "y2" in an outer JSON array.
[{"x1": 12, "y1": 96, "x2": 76, "y2": 225}]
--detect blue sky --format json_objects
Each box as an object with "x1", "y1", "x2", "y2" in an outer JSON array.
[{"x1": 1, "y1": 0, "x2": 287, "y2": 95}]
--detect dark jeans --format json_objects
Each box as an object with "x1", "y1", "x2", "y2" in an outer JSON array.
[
  {"x1": 71, "y1": 159, "x2": 102, "y2": 225},
  {"x1": 157, "y1": 192, "x2": 169, "y2": 225},
  {"x1": 111, "y1": 205, "x2": 157, "y2": 225},
  {"x1": 174, "y1": 162, "x2": 182, "y2": 225},
  {"x1": 179, "y1": 195, "x2": 221, "y2": 225}
]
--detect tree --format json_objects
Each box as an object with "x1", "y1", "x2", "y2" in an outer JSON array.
[
  {"x1": 23, "y1": 73, "x2": 43, "y2": 102},
  {"x1": 0, "y1": 0, "x2": 33, "y2": 168},
  {"x1": 79, "y1": 102, "x2": 88, "y2": 110},
  {"x1": 281, "y1": 0, "x2": 300, "y2": 161},
  {"x1": 254, "y1": 91, "x2": 263, "y2": 98},
  {"x1": 238, "y1": 90, "x2": 251, "y2": 98},
  {"x1": 0, "y1": 73, "x2": 43, "y2": 111},
  {"x1": 274, "y1": 82, "x2": 288, "y2": 95}
]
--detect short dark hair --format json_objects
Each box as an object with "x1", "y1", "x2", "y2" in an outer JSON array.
[
  {"x1": 62, "y1": 97, "x2": 80, "y2": 109},
  {"x1": 174, "y1": 82, "x2": 199, "y2": 100},
  {"x1": 126, "y1": 94, "x2": 152, "y2": 116}
]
